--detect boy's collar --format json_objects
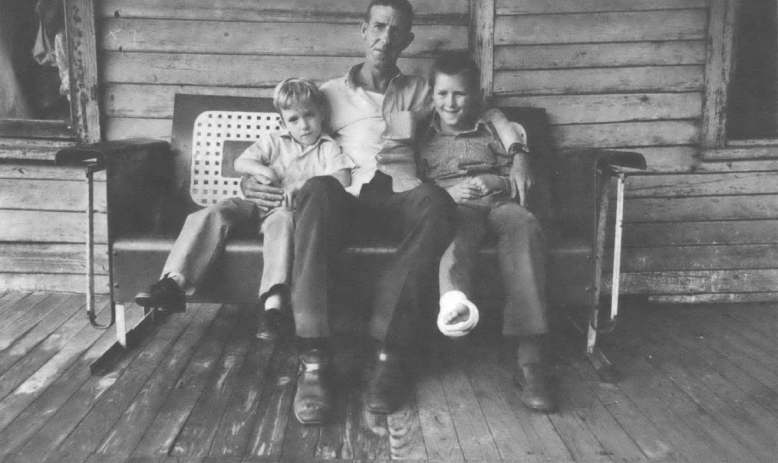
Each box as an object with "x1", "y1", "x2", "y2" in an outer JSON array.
[{"x1": 427, "y1": 110, "x2": 489, "y2": 137}]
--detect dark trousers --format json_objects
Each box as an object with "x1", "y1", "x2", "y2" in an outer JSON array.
[{"x1": 291, "y1": 174, "x2": 456, "y2": 347}]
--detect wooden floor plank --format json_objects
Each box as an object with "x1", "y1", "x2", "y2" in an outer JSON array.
[
  {"x1": 0, "y1": 292, "x2": 32, "y2": 318},
  {"x1": 0, "y1": 301, "x2": 114, "y2": 437},
  {"x1": 635, "y1": 311, "x2": 778, "y2": 462},
  {"x1": 387, "y1": 386, "x2": 426, "y2": 460},
  {"x1": 207, "y1": 334, "x2": 278, "y2": 457},
  {"x1": 315, "y1": 336, "x2": 359, "y2": 460},
  {"x1": 606, "y1": 315, "x2": 763, "y2": 463},
  {"x1": 0, "y1": 294, "x2": 85, "y2": 375},
  {"x1": 0, "y1": 304, "x2": 147, "y2": 457},
  {"x1": 567, "y1": 348, "x2": 686, "y2": 462},
  {"x1": 246, "y1": 336, "x2": 297, "y2": 458},
  {"x1": 170, "y1": 307, "x2": 258, "y2": 457},
  {"x1": 460, "y1": 343, "x2": 540, "y2": 463},
  {"x1": 37, "y1": 305, "x2": 219, "y2": 463},
  {"x1": 0, "y1": 292, "x2": 72, "y2": 350},
  {"x1": 0, "y1": 292, "x2": 54, "y2": 336},
  {"x1": 414, "y1": 361, "x2": 465, "y2": 462},
  {"x1": 438, "y1": 341, "x2": 502, "y2": 462},
  {"x1": 129, "y1": 304, "x2": 242, "y2": 457},
  {"x1": 350, "y1": 383, "x2": 391, "y2": 461}
]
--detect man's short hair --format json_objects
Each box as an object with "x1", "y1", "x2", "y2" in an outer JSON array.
[
  {"x1": 429, "y1": 51, "x2": 481, "y2": 91},
  {"x1": 272, "y1": 77, "x2": 328, "y2": 120},
  {"x1": 365, "y1": 0, "x2": 414, "y2": 26}
]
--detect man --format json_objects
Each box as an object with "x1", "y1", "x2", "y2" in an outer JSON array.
[{"x1": 241, "y1": 0, "x2": 541, "y2": 424}]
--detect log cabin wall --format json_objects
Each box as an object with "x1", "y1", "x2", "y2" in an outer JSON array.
[{"x1": 3, "y1": 0, "x2": 778, "y2": 303}]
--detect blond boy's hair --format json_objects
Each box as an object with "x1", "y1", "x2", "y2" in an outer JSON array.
[{"x1": 273, "y1": 78, "x2": 328, "y2": 126}]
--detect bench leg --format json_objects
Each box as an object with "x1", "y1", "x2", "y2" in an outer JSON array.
[{"x1": 89, "y1": 302, "x2": 158, "y2": 376}]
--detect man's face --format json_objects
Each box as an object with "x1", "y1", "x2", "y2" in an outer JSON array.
[{"x1": 360, "y1": 5, "x2": 414, "y2": 70}]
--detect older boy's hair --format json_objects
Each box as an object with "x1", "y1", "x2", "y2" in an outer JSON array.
[
  {"x1": 365, "y1": 0, "x2": 414, "y2": 26},
  {"x1": 429, "y1": 51, "x2": 481, "y2": 92},
  {"x1": 272, "y1": 77, "x2": 328, "y2": 120}
]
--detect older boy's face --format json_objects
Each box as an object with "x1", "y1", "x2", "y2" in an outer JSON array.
[
  {"x1": 360, "y1": 6, "x2": 414, "y2": 71},
  {"x1": 433, "y1": 72, "x2": 480, "y2": 133},
  {"x1": 279, "y1": 102, "x2": 324, "y2": 148}
]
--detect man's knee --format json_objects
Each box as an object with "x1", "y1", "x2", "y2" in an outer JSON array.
[
  {"x1": 296, "y1": 176, "x2": 343, "y2": 206},
  {"x1": 408, "y1": 183, "x2": 456, "y2": 220}
]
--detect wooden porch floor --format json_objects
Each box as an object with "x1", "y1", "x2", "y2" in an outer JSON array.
[{"x1": 1, "y1": 292, "x2": 778, "y2": 462}]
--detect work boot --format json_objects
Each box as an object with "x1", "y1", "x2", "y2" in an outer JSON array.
[
  {"x1": 256, "y1": 308, "x2": 294, "y2": 341},
  {"x1": 135, "y1": 275, "x2": 186, "y2": 313},
  {"x1": 366, "y1": 346, "x2": 407, "y2": 414},
  {"x1": 293, "y1": 348, "x2": 333, "y2": 424},
  {"x1": 515, "y1": 363, "x2": 557, "y2": 413}
]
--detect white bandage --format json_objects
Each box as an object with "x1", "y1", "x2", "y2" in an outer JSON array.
[{"x1": 437, "y1": 291, "x2": 480, "y2": 338}]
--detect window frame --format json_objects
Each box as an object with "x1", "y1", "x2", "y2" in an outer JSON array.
[{"x1": 0, "y1": 0, "x2": 100, "y2": 147}]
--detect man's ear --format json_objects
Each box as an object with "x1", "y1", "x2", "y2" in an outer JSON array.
[
  {"x1": 400, "y1": 31, "x2": 415, "y2": 52},
  {"x1": 360, "y1": 20, "x2": 368, "y2": 40}
]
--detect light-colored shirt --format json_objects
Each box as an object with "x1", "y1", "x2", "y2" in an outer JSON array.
[
  {"x1": 237, "y1": 130, "x2": 354, "y2": 189},
  {"x1": 321, "y1": 64, "x2": 429, "y2": 196}
]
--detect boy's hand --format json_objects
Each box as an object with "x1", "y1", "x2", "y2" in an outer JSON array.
[
  {"x1": 445, "y1": 179, "x2": 481, "y2": 203},
  {"x1": 470, "y1": 174, "x2": 505, "y2": 197}
]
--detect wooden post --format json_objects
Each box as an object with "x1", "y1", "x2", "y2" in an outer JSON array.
[
  {"x1": 470, "y1": 0, "x2": 495, "y2": 102},
  {"x1": 64, "y1": 0, "x2": 102, "y2": 144},
  {"x1": 701, "y1": 0, "x2": 739, "y2": 148}
]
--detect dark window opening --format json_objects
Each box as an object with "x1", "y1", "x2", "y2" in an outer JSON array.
[{"x1": 727, "y1": 0, "x2": 778, "y2": 139}]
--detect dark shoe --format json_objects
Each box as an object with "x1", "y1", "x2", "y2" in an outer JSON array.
[
  {"x1": 135, "y1": 276, "x2": 185, "y2": 313},
  {"x1": 256, "y1": 309, "x2": 294, "y2": 341},
  {"x1": 365, "y1": 348, "x2": 407, "y2": 414},
  {"x1": 515, "y1": 363, "x2": 557, "y2": 413},
  {"x1": 293, "y1": 348, "x2": 333, "y2": 425}
]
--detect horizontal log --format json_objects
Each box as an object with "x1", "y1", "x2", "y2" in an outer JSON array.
[
  {"x1": 0, "y1": 273, "x2": 109, "y2": 294},
  {"x1": 0, "y1": 163, "x2": 106, "y2": 181},
  {"x1": 100, "y1": 19, "x2": 466, "y2": 57},
  {"x1": 99, "y1": 0, "x2": 468, "y2": 23},
  {"x1": 552, "y1": 120, "x2": 700, "y2": 149},
  {"x1": 495, "y1": 41, "x2": 705, "y2": 70},
  {"x1": 613, "y1": 269, "x2": 778, "y2": 294},
  {"x1": 0, "y1": 140, "x2": 74, "y2": 162},
  {"x1": 494, "y1": 66, "x2": 704, "y2": 95},
  {"x1": 496, "y1": 0, "x2": 709, "y2": 15},
  {"x1": 623, "y1": 220, "x2": 778, "y2": 247},
  {"x1": 625, "y1": 195, "x2": 778, "y2": 222},
  {"x1": 0, "y1": 120, "x2": 74, "y2": 140},
  {"x1": 626, "y1": 172, "x2": 778, "y2": 198},
  {"x1": 618, "y1": 244, "x2": 778, "y2": 272},
  {"x1": 101, "y1": 52, "x2": 434, "y2": 86},
  {"x1": 105, "y1": 118, "x2": 172, "y2": 141},
  {"x1": 649, "y1": 293, "x2": 778, "y2": 304},
  {"x1": 0, "y1": 243, "x2": 109, "y2": 274},
  {"x1": 495, "y1": 10, "x2": 707, "y2": 45},
  {"x1": 697, "y1": 160, "x2": 778, "y2": 172},
  {"x1": 0, "y1": 179, "x2": 106, "y2": 212},
  {"x1": 495, "y1": 93, "x2": 703, "y2": 125},
  {"x1": 0, "y1": 210, "x2": 107, "y2": 243},
  {"x1": 699, "y1": 147, "x2": 778, "y2": 161}
]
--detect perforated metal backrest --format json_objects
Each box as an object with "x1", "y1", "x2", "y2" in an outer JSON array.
[
  {"x1": 171, "y1": 94, "x2": 279, "y2": 209},
  {"x1": 190, "y1": 110, "x2": 281, "y2": 205}
]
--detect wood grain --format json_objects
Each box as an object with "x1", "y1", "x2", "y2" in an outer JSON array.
[
  {"x1": 0, "y1": 210, "x2": 107, "y2": 243},
  {"x1": 496, "y1": 0, "x2": 709, "y2": 15},
  {"x1": 494, "y1": 10, "x2": 707, "y2": 45}
]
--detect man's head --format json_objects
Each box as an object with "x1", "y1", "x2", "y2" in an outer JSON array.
[
  {"x1": 273, "y1": 78, "x2": 327, "y2": 147},
  {"x1": 429, "y1": 51, "x2": 482, "y2": 133},
  {"x1": 361, "y1": 0, "x2": 415, "y2": 71}
]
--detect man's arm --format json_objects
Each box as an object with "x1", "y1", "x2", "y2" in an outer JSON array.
[{"x1": 483, "y1": 108, "x2": 534, "y2": 207}]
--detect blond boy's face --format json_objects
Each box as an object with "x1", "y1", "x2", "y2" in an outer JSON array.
[
  {"x1": 279, "y1": 102, "x2": 324, "y2": 148},
  {"x1": 432, "y1": 72, "x2": 481, "y2": 133}
]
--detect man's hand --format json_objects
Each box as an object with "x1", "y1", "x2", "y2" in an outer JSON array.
[
  {"x1": 241, "y1": 175, "x2": 284, "y2": 209},
  {"x1": 508, "y1": 152, "x2": 534, "y2": 207},
  {"x1": 445, "y1": 179, "x2": 482, "y2": 203}
]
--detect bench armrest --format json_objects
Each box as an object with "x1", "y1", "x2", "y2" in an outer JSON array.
[
  {"x1": 57, "y1": 139, "x2": 173, "y2": 240},
  {"x1": 552, "y1": 149, "x2": 646, "y2": 241}
]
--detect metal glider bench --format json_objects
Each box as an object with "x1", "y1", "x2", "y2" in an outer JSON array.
[{"x1": 56, "y1": 95, "x2": 646, "y2": 378}]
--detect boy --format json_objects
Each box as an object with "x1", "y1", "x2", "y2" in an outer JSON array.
[
  {"x1": 418, "y1": 51, "x2": 556, "y2": 412},
  {"x1": 135, "y1": 78, "x2": 354, "y2": 339}
]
